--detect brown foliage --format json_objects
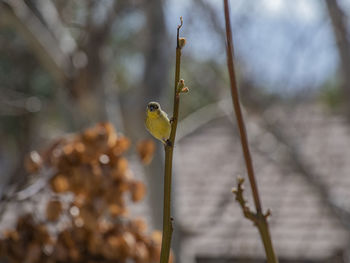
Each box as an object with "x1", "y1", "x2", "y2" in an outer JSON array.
[
  {"x1": 0, "y1": 123, "x2": 162, "y2": 263},
  {"x1": 24, "y1": 151, "x2": 43, "y2": 173},
  {"x1": 46, "y1": 200, "x2": 63, "y2": 222},
  {"x1": 137, "y1": 140, "x2": 156, "y2": 165}
]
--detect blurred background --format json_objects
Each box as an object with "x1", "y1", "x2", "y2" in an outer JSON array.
[{"x1": 1, "y1": 0, "x2": 350, "y2": 262}]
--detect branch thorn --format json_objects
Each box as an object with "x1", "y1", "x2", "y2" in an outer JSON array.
[{"x1": 264, "y1": 209, "x2": 271, "y2": 219}]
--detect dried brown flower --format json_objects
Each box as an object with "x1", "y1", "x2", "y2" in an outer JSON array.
[
  {"x1": 0, "y1": 123, "x2": 163, "y2": 263},
  {"x1": 137, "y1": 139, "x2": 156, "y2": 165}
]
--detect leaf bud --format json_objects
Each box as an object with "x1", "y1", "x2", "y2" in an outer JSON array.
[{"x1": 179, "y1": 37, "x2": 186, "y2": 49}]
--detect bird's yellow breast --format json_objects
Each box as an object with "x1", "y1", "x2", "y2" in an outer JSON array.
[{"x1": 145, "y1": 110, "x2": 171, "y2": 142}]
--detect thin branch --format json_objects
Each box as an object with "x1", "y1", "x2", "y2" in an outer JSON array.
[
  {"x1": 232, "y1": 177, "x2": 271, "y2": 223},
  {"x1": 223, "y1": 1, "x2": 278, "y2": 262},
  {"x1": 160, "y1": 17, "x2": 185, "y2": 263},
  {"x1": 223, "y1": 0, "x2": 262, "y2": 214},
  {"x1": 233, "y1": 178, "x2": 258, "y2": 223}
]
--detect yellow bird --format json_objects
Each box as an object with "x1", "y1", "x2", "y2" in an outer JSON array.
[{"x1": 145, "y1": 102, "x2": 171, "y2": 145}]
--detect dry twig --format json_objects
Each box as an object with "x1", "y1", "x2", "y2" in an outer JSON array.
[{"x1": 232, "y1": 178, "x2": 271, "y2": 224}]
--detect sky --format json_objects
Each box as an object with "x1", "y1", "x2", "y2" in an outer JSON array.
[{"x1": 165, "y1": 0, "x2": 344, "y2": 95}]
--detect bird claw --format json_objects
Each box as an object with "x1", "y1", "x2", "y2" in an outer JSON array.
[
  {"x1": 165, "y1": 139, "x2": 172, "y2": 147},
  {"x1": 170, "y1": 117, "x2": 174, "y2": 124}
]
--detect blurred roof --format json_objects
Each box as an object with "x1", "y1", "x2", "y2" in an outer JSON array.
[{"x1": 171, "y1": 103, "x2": 350, "y2": 262}]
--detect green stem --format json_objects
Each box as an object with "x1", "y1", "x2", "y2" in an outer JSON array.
[
  {"x1": 257, "y1": 219, "x2": 278, "y2": 263},
  {"x1": 160, "y1": 145, "x2": 174, "y2": 263},
  {"x1": 159, "y1": 17, "x2": 183, "y2": 263}
]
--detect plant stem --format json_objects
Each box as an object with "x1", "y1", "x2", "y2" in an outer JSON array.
[
  {"x1": 224, "y1": 0, "x2": 262, "y2": 214},
  {"x1": 223, "y1": 1, "x2": 278, "y2": 262},
  {"x1": 160, "y1": 17, "x2": 183, "y2": 263},
  {"x1": 257, "y1": 219, "x2": 278, "y2": 263}
]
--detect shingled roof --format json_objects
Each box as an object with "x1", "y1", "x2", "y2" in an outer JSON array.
[
  {"x1": 171, "y1": 103, "x2": 350, "y2": 262},
  {"x1": 271, "y1": 104, "x2": 350, "y2": 214}
]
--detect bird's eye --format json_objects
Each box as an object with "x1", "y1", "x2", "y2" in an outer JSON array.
[{"x1": 149, "y1": 104, "x2": 158, "y2": 111}]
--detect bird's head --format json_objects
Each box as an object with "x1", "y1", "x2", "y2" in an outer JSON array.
[{"x1": 147, "y1": 102, "x2": 161, "y2": 113}]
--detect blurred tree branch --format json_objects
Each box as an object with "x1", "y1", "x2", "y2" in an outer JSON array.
[
  {"x1": 0, "y1": 0, "x2": 75, "y2": 86},
  {"x1": 194, "y1": 0, "x2": 225, "y2": 38},
  {"x1": 34, "y1": 0, "x2": 77, "y2": 54},
  {"x1": 325, "y1": 0, "x2": 350, "y2": 116}
]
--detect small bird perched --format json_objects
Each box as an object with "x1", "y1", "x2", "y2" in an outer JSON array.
[{"x1": 145, "y1": 102, "x2": 171, "y2": 145}]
